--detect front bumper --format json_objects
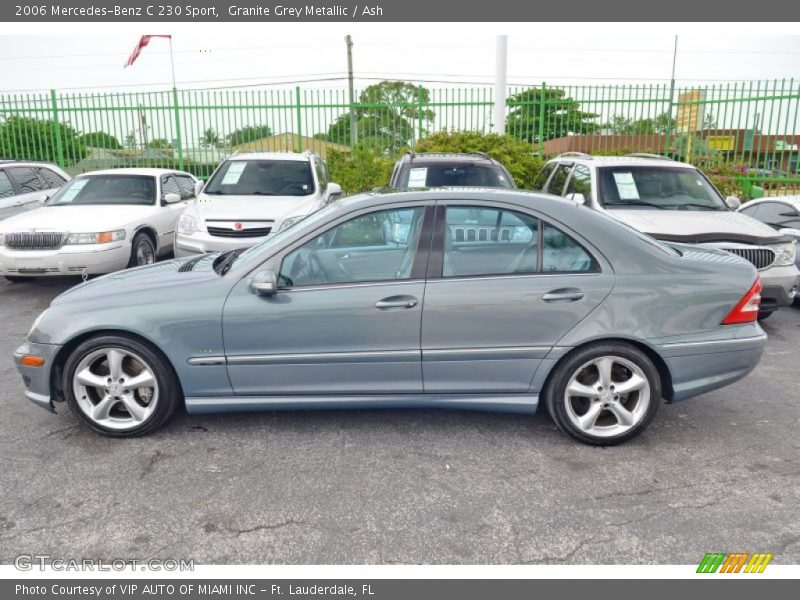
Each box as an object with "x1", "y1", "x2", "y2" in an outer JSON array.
[
  {"x1": 175, "y1": 231, "x2": 268, "y2": 257},
  {"x1": 758, "y1": 263, "x2": 799, "y2": 310},
  {"x1": 13, "y1": 341, "x2": 63, "y2": 413},
  {"x1": 0, "y1": 244, "x2": 129, "y2": 277}
]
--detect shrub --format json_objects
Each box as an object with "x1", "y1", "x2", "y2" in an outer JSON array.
[{"x1": 327, "y1": 146, "x2": 396, "y2": 194}]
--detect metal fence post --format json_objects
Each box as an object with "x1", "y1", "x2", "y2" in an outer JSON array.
[
  {"x1": 50, "y1": 89, "x2": 64, "y2": 167},
  {"x1": 295, "y1": 86, "x2": 303, "y2": 151},
  {"x1": 417, "y1": 85, "x2": 424, "y2": 145},
  {"x1": 538, "y1": 83, "x2": 547, "y2": 154},
  {"x1": 172, "y1": 87, "x2": 184, "y2": 170}
]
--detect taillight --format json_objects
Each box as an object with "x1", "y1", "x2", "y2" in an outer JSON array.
[{"x1": 722, "y1": 277, "x2": 762, "y2": 325}]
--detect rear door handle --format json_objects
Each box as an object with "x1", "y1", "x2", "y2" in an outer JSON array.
[
  {"x1": 542, "y1": 288, "x2": 585, "y2": 302},
  {"x1": 375, "y1": 295, "x2": 418, "y2": 310}
]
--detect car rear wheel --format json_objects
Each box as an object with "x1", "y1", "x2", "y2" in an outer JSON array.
[
  {"x1": 544, "y1": 343, "x2": 661, "y2": 446},
  {"x1": 63, "y1": 335, "x2": 181, "y2": 437},
  {"x1": 128, "y1": 232, "x2": 156, "y2": 268}
]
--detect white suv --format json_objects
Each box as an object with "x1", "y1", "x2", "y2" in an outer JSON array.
[
  {"x1": 175, "y1": 151, "x2": 341, "y2": 257},
  {"x1": 534, "y1": 153, "x2": 799, "y2": 318}
]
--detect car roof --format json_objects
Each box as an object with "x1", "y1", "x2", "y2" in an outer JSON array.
[
  {"x1": 227, "y1": 152, "x2": 314, "y2": 162},
  {"x1": 548, "y1": 154, "x2": 696, "y2": 169},
  {"x1": 75, "y1": 168, "x2": 190, "y2": 177},
  {"x1": 742, "y1": 196, "x2": 800, "y2": 209},
  {"x1": 0, "y1": 159, "x2": 62, "y2": 168},
  {"x1": 399, "y1": 152, "x2": 500, "y2": 166}
]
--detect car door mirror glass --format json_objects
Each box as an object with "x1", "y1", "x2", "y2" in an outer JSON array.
[
  {"x1": 250, "y1": 270, "x2": 278, "y2": 296},
  {"x1": 725, "y1": 195, "x2": 741, "y2": 210},
  {"x1": 326, "y1": 182, "x2": 342, "y2": 201},
  {"x1": 162, "y1": 192, "x2": 182, "y2": 204}
]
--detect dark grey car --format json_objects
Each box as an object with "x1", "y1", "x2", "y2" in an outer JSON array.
[{"x1": 15, "y1": 190, "x2": 766, "y2": 445}]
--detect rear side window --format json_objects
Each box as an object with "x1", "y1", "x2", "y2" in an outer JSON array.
[
  {"x1": 546, "y1": 164, "x2": 573, "y2": 195},
  {"x1": 533, "y1": 163, "x2": 556, "y2": 190},
  {"x1": 37, "y1": 167, "x2": 67, "y2": 189},
  {"x1": 7, "y1": 167, "x2": 43, "y2": 194},
  {"x1": 566, "y1": 165, "x2": 592, "y2": 199},
  {"x1": 542, "y1": 224, "x2": 597, "y2": 272},
  {"x1": 0, "y1": 171, "x2": 15, "y2": 199}
]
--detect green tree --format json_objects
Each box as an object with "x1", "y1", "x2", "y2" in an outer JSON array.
[
  {"x1": 200, "y1": 127, "x2": 220, "y2": 148},
  {"x1": 123, "y1": 132, "x2": 137, "y2": 149},
  {"x1": 78, "y1": 131, "x2": 122, "y2": 149},
  {"x1": 324, "y1": 81, "x2": 435, "y2": 154},
  {"x1": 145, "y1": 138, "x2": 172, "y2": 150},
  {"x1": 0, "y1": 116, "x2": 87, "y2": 165},
  {"x1": 505, "y1": 87, "x2": 599, "y2": 142},
  {"x1": 327, "y1": 146, "x2": 396, "y2": 194},
  {"x1": 227, "y1": 124, "x2": 273, "y2": 147},
  {"x1": 604, "y1": 112, "x2": 676, "y2": 135}
]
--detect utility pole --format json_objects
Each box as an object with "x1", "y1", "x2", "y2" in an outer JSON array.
[
  {"x1": 345, "y1": 35, "x2": 357, "y2": 146},
  {"x1": 666, "y1": 35, "x2": 678, "y2": 158},
  {"x1": 493, "y1": 35, "x2": 508, "y2": 135}
]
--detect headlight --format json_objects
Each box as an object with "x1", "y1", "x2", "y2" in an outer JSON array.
[
  {"x1": 771, "y1": 242, "x2": 797, "y2": 266},
  {"x1": 278, "y1": 215, "x2": 305, "y2": 232},
  {"x1": 66, "y1": 230, "x2": 126, "y2": 245},
  {"x1": 27, "y1": 308, "x2": 48, "y2": 340},
  {"x1": 177, "y1": 213, "x2": 200, "y2": 235}
]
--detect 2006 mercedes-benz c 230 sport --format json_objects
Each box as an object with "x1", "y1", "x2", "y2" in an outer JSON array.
[{"x1": 15, "y1": 189, "x2": 767, "y2": 445}]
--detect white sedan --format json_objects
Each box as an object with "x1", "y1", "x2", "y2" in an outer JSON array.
[{"x1": 0, "y1": 168, "x2": 200, "y2": 282}]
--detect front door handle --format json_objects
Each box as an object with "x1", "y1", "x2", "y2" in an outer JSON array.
[
  {"x1": 542, "y1": 288, "x2": 585, "y2": 302},
  {"x1": 375, "y1": 295, "x2": 418, "y2": 310}
]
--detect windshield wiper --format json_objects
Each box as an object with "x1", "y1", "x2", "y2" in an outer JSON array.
[
  {"x1": 249, "y1": 191, "x2": 279, "y2": 196},
  {"x1": 213, "y1": 248, "x2": 245, "y2": 275},
  {"x1": 604, "y1": 202, "x2": 669, "y2": 210},
  {"x1": 671, "y1": 203, "x2": 719, "y2": 211},
  {"x1": 203, "y1": 190, "x2": 228, "y2": 195}
]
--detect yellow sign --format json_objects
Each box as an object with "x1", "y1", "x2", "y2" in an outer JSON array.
[
  {"x1": 677, "y1": 90, "x2": 707, "y2": 133},
  {"x1": 707, "y1": 135, "x2": 736, "y2": 151}
]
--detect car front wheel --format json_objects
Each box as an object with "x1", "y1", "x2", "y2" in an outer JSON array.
[
  {"x1": 544, "y1": 343, "x2": 661, "y2": 446},
  {"x1": 128, "y1": 232, "x2": 156, "y2": 268},
  {"x1": 63, "y1": 335, "x2": 181, "y2": 437}
]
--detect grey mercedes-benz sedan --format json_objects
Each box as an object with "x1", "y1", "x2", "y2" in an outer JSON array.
[{"x1": 14, "y1": 189, "x2": 767, "y2": 445}]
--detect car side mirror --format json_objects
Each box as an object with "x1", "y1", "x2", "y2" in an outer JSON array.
[
  {"x1": 162, "y1": 192, "x2": 182, "y2": 205},
  {"x1": 725, "y1": 195, "x2": 741, "y2": 210},
  {"x1": 193, "y1": 181, "x2": 204, "y2": 197},
  {"x1": 250, "y1": 270, "x2": 278, "y2": 296},
  {"x1": 326, "y1": 182, "x2": 342, "y2": 201},
  {"x1": 566, "y1": 192, "x2": 586, "y2": 206},
  {"x1": 778, "y1": 227, "x2": 800, "y2": 241}
]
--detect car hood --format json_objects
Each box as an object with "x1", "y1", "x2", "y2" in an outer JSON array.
[
  {"x1": 192, "y1": 193, "x2": 320, "y2": 222},
  {"x1": 607, "y1": 208, "x2": 791, "y2": 244},
  {"x1": 51, "y1": 254, "x2": 220, "y2": 306},
  {"x1": 0, "y1": 205, "x2": 156, "y2": 232}
]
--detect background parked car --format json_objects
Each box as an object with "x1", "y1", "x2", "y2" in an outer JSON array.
[
  {"x1": 533, "y1": 153, "x2": 799, "y2": 319},
  {"x1": 0, "y1": 160, "x2": 70, "y2": 221},
  {"x1": 388, "y1": 151, "x2": 516, "y2": 189},
  {"x1": 175, "y1": 151, "x2": 341, "y2": 258},
  {"x1": 0, "y1": 168, "x2": 199, "y2": 282}
]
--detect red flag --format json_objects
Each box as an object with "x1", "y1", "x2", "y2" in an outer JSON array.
[{"x1": 124, "y1": 35, "x2": 172, "y2": 68}]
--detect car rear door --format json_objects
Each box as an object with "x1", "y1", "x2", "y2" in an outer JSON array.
[
  {"x1": 420, "y1": 201, "x2": 615, "y2": 393},
  {"x1": 4, "y1": 167, "x2": 48, "y2": 216},
  {"x1": 0, "y1": 169, "x2": 19, "y2": 221}
]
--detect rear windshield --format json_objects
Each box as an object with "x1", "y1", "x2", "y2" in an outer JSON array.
[
  {"x1": 598, "y1": 166, "x2": 726, "y2": 211},
  {"x1": 46, "y1": 175, "x2": 156, "y2": 206},
  {"x1": 399, "y1": 163, "x2": 514, "y2": 188},
  {"x1": 205, "y1": 160, "x2": 315, "y2": 197}
]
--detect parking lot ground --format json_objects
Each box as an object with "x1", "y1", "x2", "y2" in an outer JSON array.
[{"x1": 0, "y1": 276, "x2": 799, "y2": 565}]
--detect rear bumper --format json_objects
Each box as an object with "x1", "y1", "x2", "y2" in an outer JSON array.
[
  {"x1": 654, "y1": 324, "x2": 767, "y2": 402},
  {"x1": 13, "y1": 341, "x2": 62, "y2": 413}
]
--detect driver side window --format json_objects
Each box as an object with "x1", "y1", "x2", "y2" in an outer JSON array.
[{"x1": 279, "y1": 207, "x2": 426, "y2": 287}]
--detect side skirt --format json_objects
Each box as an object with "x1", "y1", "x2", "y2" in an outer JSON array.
[{"x1": 185, "y1": 394, "x2": 540, "y2": 415}]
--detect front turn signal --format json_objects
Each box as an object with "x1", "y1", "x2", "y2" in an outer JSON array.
[{"x1": 21, "y1": 355, "x2": 45, "y2": 367}]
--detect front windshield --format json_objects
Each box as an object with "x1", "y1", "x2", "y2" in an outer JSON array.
[
  {"x1": 401, "y1": 164, "x2": 514, "y2": 188},
  {"x1": 46, "y1": 175, "x2": 156, "y2": 206},
  {"x1": 599, "y1": 166, "x2": 726, "y2": 211},
  {"x1": 205, "y1": 160, "x2": 315, "y2": 196}
]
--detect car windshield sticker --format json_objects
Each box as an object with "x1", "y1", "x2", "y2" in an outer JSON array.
[
  {"x1": 407, "y1": 167, "x2": 428, "y2": 188},
  {"x1": 221, "y1": 162, "x2": 246, "y2": 185},
  {"x1": 58, "y1": 179, "x2": 89, "y2": 203},
  {"x1": 613, "y1": 171, "x2": 640, "y2": 200}
]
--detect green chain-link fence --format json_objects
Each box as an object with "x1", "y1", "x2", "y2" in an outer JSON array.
[{"x1": 1, "y1": 79, "x2": 798, "y2": 194}]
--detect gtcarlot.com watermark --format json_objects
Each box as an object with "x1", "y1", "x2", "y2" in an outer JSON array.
[{"x1": 14, "y1": 554, "x2": 194, "y2": 572}]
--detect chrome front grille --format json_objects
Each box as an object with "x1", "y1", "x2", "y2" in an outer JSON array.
[
  {"x1": 721, "y1": 246, "x2": 776, "y2": 270},
  {"x1": 207, "y1": 226, "x2": 271, "y2": 238},
  {"x1": 5, "y1": 232, "x2": 65, "y2": 250}
]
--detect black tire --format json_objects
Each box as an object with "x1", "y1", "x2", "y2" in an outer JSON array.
[
  {"x1": 127, "y1": 232, "x2": 156, "y2": 268},
  {"x1": 4, "y1": 276, "x2": 34, "y2": 283},
  {"x1": 544, "y1": 342, "x2": 661, "y2": 446},
  {"x1": 63, "y1": 334, "x2": 181, "y2": 437},
  {"x1": 757, "y1": 311, "x2": 774, "y2": 321}
]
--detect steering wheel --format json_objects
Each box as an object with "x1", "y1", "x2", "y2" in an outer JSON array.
[{"x1": 289, "y1": 247, "x2": 330, "y2": 285}]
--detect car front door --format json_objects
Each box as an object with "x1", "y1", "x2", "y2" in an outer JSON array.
[
  {"x1": 0, "y1": 170, "x2": 19, "y2": 221},
  {"x1": 222, "y1": 203, "x2": 433, "y2": 395},
  {"x1": 420, "y1": 202, "x2": 615, "y2": 393}
]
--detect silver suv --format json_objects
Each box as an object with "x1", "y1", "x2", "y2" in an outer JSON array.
[
  {"x1": 0, "y1": 160, "x2": 70, "y2": 221},
  {"x1": 534, "y1": 153, "x2": 799, "y2": 318}
]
